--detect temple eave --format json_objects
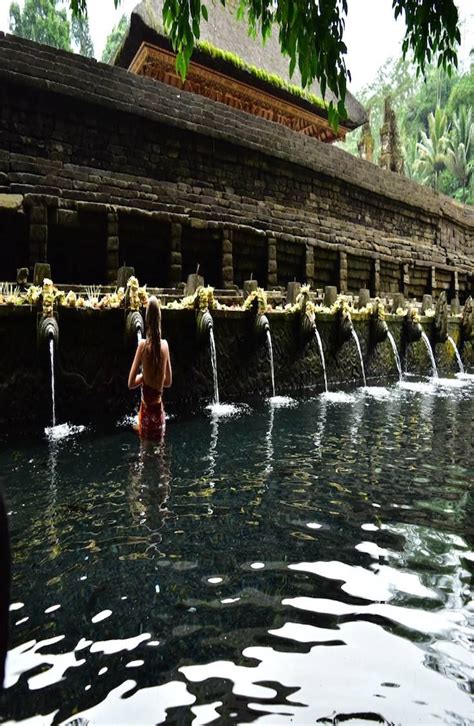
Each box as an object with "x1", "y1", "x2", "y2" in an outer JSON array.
[{"x1": 129, "y1": 42, "x2": 344, "y2": 143}]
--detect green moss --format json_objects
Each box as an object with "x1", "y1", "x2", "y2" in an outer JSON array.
[{"x1": 195, "y1": 40, "x2": 327, "y2": 111}]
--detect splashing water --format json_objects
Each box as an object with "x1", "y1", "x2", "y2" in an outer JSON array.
[
  {"x1": 314, "y1": 326, "x2": 328, "y2": 392},
  {"x1": 266, "y1": 329, "x2": 276, "y2": 398},
  {"x1": 447, "y1": 335, "x2": 464, "y2": 375},
  {"x1": 420, "y1": 331, "x2": 438, "y2": 378},
  {"x1": 49, "y1": 338, "x2": 56, "y2": 428},
  {"x1": 209, "y1": 328, "x2": 220, "y2": 405},
  {"x1": 387, "y1": 331, "x2": 403, "y2": 382},
  {"x1": 351, "y1": 328, "x2": 366, "y2": 387}
]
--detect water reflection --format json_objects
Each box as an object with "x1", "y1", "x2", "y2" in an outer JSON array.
[{"x1": 1, "y1": 378, "x2": 473, "y2": 724}]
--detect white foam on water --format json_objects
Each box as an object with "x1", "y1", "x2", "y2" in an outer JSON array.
[
  {"x1": 456, "y1": 372, "x2": 474, "y2": 382},
  {"x1": 361, "y1": 386, "x2": 391, "y2": 399},
  {"x1": 268, "y1": 396, "x2": 296, "y2": 408},
  {"x1": 206, "y1": 403, "x2": 246, "y2": 418},
  {"x1": 117, "y1": 414, "x2": 139, "y2": 428},
  {"x1": 44, "y1": 423, "x2": 86, "y2": 441},
  {"x1": 321, "y1": 391, "x2": 356, "y2": 404},
  {"x1": 398, "y1": 381, "x2": 436, "y2": 394},
  {"x1": 433, "y1": 377, "x2": 465, "y2": 389}
]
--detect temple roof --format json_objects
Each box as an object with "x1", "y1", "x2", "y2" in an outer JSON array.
[{"x1": 116, "y1": 0, "x2": 367, "y2": 132}]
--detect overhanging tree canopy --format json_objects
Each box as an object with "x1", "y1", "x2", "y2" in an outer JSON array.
[{"x1": 68, "y1": 0, "x2": 462, "y2": 127}]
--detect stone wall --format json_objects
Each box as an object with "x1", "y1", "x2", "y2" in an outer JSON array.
[
  {"x1": 0, "y1": 306, "x2": 471, "y2": 433},
  {"x1": 0, "y1": 32, "x2": 472, "y2": 301}
]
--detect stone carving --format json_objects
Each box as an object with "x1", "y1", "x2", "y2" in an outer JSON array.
[
  {"x1": 404, "y1": 308, "x2": 422, "y2": 343},
  {"x1": 461, "y1": 296, "x2": 472, "y2": 341},
  {"x1": 196, "y1": 309, "x2": 214, "y2": 342},
  {"x1": 294, "y1": 285, "x2": 316, "y2": 343},
  {"x1": 334, "y1": 301, "x2": 353, "y2": 349},
  {"x1": 379, "y1": 96, "x2": 404, "y2": 174},
  {"x1": 358, "y1": 120, "x2": 374, "y2": 162},
  {"x1": 37, "y1": 314, "x2": 59, "y2": 351},
  {"x1": 254, "y1": 313, "x2": 270, "y2": 342},
  {"x1": 370, "y1": 300, "x2": 388, "y2": 345},
  {"x1": 125, "y1": 311, "x2": 144, "y2": 348},
  {"x1": 434, "y1": 291, "x2": 448, "y2": 343}
]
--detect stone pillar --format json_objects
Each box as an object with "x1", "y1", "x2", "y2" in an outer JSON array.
[
  {"x1": 305, "y1": 244, "x2": 314, "y2": 286},
  {"x1": 358, "y1": 288, "x2": 371, "y2": 309},
  {"x1": 452, "y1": 270, "x2": 459, "y2": 297},
  {"x1": 287, "y1": 281, "x2": 301, "y2": 305},
  {"x1": 338, "y1": 251, "x2": 347, "y2": 293},
  {"x1": 430, "y1": 266, "x2": 436, "y2": 295},
  {"x1": 222, "y1": 230, "x2": 233, "y2": 290},
  {"x1": 170, "y1": 223, "x2": 182, "y2": 285},
  {"x1": 402, "y1": 263, "x2": 410, "y2": 297},
  {"x1": 372, "y1": 258, "x2": 380, "y2": 297},
  {"x1": 267, "y1": 237, "x2": 277, "y2": 288},
  {"x1": 28, "y1": 202, "x2": 48, "y2": 271},
  {"x1": 106, "y1": 210, "x2": 119, "y2": 284}
]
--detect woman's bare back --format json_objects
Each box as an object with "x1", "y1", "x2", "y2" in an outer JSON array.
[{"x1": 142, "y1": 339, "x2": 172, "y2": 392}]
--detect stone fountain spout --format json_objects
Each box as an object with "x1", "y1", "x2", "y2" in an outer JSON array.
[
  {"x1": 296, "y1": 287, "x2": 316, "y2": 343},
  {"x1": 254, "y1": 313, "x2": 270, "y2": 341},
  {"x1": 38, "y1": 315, "x2": 59, "y2": 351},
  {"x1": 461, "y1": 296, "x2": 472, "y2": 342},
  {"x1": 300, "y1": 311, "x2": 316, "y2": 342},
  {"x1": 334, "y1": 302, "x2": 353, "y2": 349},
  {"x1": 370, "y1": 300, "x2": 388, "y2": 346},
  {"x1": 125, "y1": 310, "x2": 144, "y2": 348},
  {"x1": 404, "y1": 308, "x2": 422, "y2": 344},
  {"x1": 197, "y1": 309, "x2": 214, "y2": 341},
  {"x1": 434, "y1": 291, "x2": 448, "y2": 343}
]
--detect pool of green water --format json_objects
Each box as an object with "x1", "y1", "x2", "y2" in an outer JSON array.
[{"x1": 1, "y1": 377, "x2": 473, "y2": 724}]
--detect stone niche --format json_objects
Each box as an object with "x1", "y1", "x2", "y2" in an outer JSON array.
[
  {"x1": 118, "y1": 213, "x2": 171, "y2": 287},
  {"x1": 232, "y1": 230, "x2": 268, "y2": 289},
  {"x1": 276, "y1": 239, "x2": 306, "y2": 286},
  {"x1": 380, "y1": 260, "x2": 401, "y2": 294},
  {"x1": 313, "y1": 248, "x2": 339, "y2": 289},
  {"x1": 347, "y1": 253, "x2": 372, "y2": 294},
  {"x1": 407, "y1": 264, "x2": 431, "y2": 298},
  {"x1": 48, "y1": 208, "x2": 108, "y2": 284},
  {"x1": 0, "y1": 207, "x2": 29, "y2": 281},
  {"x1": 181, "y1": 226, "x2": 222, "y2": 287}
]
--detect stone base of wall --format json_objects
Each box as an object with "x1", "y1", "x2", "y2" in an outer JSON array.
[{"x1": 0, "y1": 307, "x2": 471, "y2": 434}]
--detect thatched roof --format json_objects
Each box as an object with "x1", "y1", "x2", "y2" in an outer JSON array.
[{"x1": 116, "y1": 0, "x2": 367, "y2": 129}]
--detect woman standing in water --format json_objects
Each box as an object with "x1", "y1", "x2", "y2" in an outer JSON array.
[{"x1": 128, "y1": 296, "x2": 172, "y2": 441}]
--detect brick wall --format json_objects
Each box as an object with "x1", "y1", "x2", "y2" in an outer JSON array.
[{"x1": 0, "y1": 33, "x2": 472, "y2": 299}]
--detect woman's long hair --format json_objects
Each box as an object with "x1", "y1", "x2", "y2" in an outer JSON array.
[{"x1": 145, "y1": 296, "x2": 162, "y2": 374}]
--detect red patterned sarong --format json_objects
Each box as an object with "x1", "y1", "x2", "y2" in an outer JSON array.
[{"x1": 138, "y1": 384, "x2": 165, "y2": 441}]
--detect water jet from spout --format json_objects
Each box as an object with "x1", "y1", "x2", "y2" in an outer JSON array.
[
  {"x1": 314, "y1": 326, "x2": 328, "y2": 392},
  {"x1": 447, "y1": 335, "x2": 464, "y2": 375},
  {"x1": 387, "y1": 331, "x2": 403, "y2": 382},
  {"x1": 351, "y1": 327, "x2": 366, "y2": 387},
  {"x1": 420, "y1": 330, "x2": 438, "y2": 378},
  {"x1": 49, "y1": 337, "x2": 56, "y2": 428},
  {"x1": 266, "y1": 329, "x2": 276, "y2": 398}
]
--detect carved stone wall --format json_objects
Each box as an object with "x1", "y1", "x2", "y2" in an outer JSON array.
[{"x1": 0, "y1": 306, "x2": 471, "y2": 432}]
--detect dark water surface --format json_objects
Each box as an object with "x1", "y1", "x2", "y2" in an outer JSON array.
[{"x1": 1, "y1": 378, "x2": 473, "y2": 725}]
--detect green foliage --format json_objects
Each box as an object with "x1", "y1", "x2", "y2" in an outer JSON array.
[
  {"x1": 71, "y1": 12, "x2": 94, "y2": 57},
  {"x1": 66, "y1": 0, "x2": 461, "y2": 130},
  {"x1": 341, "y1": 57, "x2": 473, "y2": 205},
  {"x1": 9, "y1": 0, "x2": 71, "y2": 51},
  {"x1": 417, "y1": 107, "x2": 449, "y2": 191},
  {"x1": 196, "y1": 40, "x2": 326, "y2": 109},
  {"x1": 101, "y1": 14, "x2": 128, "y2": 64}
]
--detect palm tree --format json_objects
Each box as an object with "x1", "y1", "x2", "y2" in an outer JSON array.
[
  {"x1": 416, "y1": 107, "x2": 449, "y2": 191},
  {"x1": 445, "y1": 106, "x2": 473, "y2": 202},
  {"x1": 403, "y1": 136, "x2": 430, "y2": 185}
]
